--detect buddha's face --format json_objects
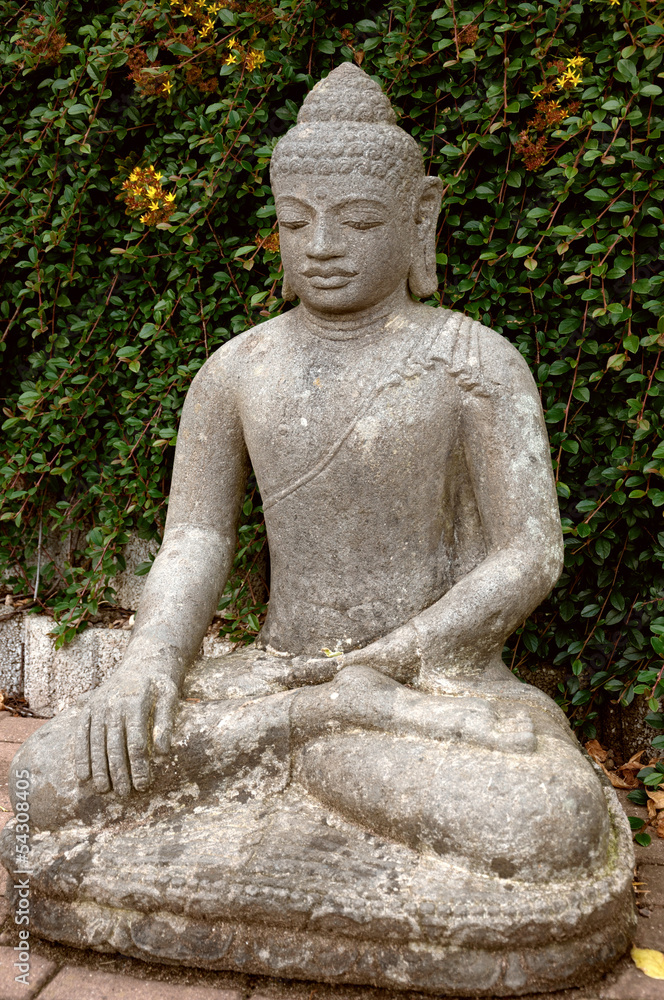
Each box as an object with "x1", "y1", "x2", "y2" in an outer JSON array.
[{"x1": 274, "y1": 173, "x2": 414, "y2": 314}]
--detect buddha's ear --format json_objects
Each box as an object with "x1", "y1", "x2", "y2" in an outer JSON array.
[
  {"x1": 408, "y1": 175, "x2": 444, "y2": 299},
  {"x1": 281, "y1": 269, "x2": 297, "y2": 302}
]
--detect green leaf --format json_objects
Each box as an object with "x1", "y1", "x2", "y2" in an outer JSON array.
[{"x1": 584, "y1": 188, "x2": 610, "y2": 202}]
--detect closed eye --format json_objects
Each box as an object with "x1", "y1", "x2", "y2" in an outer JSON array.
[
  {"x1": 342, "y1": 220, "x2": 385, "y2": 230},
  {"x1": 279, "y1": 219, "x2": 310, "y2": 230}
]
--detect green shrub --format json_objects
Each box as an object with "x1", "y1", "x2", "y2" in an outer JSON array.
[{"x1": 1, "y1": 0, "x2": 663, "y2": 748}]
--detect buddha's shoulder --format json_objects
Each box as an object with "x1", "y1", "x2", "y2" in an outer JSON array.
[
  {"x1": 190, "y1": 313, "x2": 291, "y2": 386},
  {"x1": 416, "y1": 305, "x2": 535, "y2": 393}
]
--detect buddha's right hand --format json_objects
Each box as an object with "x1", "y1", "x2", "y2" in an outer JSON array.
[{"x1": 75, "y1": 664, "x2": 179, "y2": 797}]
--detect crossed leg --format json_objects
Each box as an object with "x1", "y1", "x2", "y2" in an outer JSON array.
[{"x1": 9, "y1": 663, "x2": 609, "y2": 881}]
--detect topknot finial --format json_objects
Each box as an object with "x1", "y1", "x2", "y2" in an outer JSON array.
[{"x1": 297, "y1": 63, "x2": 397, "y2": 126}]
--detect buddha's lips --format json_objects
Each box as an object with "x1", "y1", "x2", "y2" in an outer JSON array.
[
  {"x1": 302, "y1": 268, "x2": 358, "y2": 288},
  {"x1": 302, "y1": 267, "x2": 358, "y2": 278}
]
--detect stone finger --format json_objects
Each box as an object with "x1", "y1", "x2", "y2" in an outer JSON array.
[
  {"x1": 126, "y1": 711, "x2": 151, "y2": 792},
  {"x1": 89, "y1": 712, "x2": 111, "y2": 794},
  {"x1": 152, "y1": 684, "x2": 177, "y2": 754},
  {"x1": 75, "y1": 707, "x2": 92, "y2": 784},
  {"x1": 106, "y1": 712, "x2": 132, "y2": 797}
]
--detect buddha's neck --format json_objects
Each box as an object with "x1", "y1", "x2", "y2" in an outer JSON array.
[{"x1": 298, "y1": 286, "x2": 412, "y2": 342}]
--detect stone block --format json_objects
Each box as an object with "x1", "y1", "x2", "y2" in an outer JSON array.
[
  {"x1": 110, "y1": 536, "x2": 160, "y2": 611},
  {"x1": 0, "y1": 944, "x2": 57, "y2": 999},
  {"x1": 19, "y1": 617, "x2": 232, "y2": 716},
  {"x1": 38, "y1": 967, "x2": 242, "y2": 999},
  {"x1": 24, "y1": 618, "x2": 130, "y2": 716},
  {"x1": 0, "y1": 618, "x2": 23, "y2": 699}
]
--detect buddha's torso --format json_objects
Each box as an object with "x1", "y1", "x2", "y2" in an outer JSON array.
[{"x1": 229, "y1": 303, "x2": 485, "y2": 655}]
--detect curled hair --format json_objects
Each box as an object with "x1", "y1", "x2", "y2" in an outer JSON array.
[{"x1": 270, "y1": 63, "x2": 424, "y2": 197}]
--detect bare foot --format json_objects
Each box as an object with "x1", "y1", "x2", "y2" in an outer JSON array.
[{"x1": 395, "y1": 690, "x2": 537, "y2": 754}]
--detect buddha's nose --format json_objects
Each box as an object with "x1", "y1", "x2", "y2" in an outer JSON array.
[{"x1": 307, "y1": 219, "x2": 344, "y2": 259}]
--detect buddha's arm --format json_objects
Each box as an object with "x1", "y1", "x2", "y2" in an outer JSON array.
[
  {"x1": 77, "y1": 351, "x2": 248, "y2": 794},
  {"x1": 337, "y1": 334, "x2": 564, "y2": 688}
]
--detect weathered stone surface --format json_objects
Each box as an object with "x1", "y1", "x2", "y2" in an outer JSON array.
[
  {"x1": 3, "y1": 779, "x2": 634, "y2": 995},
  {"x1": 23, "y1": 617, "x2": 131, "y2": 716},
  {"x1": 0, "y1": 615, "x2": 23, "y2": 698},
  {"x1": 0, "y1": 63, "x2": 637, "y2": 996},
  {"x1": 110, "y1": 536, "x2": 160, "y2": 611}
]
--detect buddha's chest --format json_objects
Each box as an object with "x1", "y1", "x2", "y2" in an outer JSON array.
[{"x1": 238, "y1": 341, "x2": 461, "y2": 508}]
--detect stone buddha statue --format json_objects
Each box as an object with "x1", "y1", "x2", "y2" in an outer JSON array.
[{"x1": 2, "y1": 64, "x2": 634, "y2": 995}]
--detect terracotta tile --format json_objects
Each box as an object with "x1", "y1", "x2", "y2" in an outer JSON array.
[
  {"x1": 0, "y1": 744, "x2": 18, "y2": 820},
  {"x1": 600, "y1": 962, "x2": 664, "y2": 999},
  {"x1": 0, "y1": 944, "x2": 58, "y2": 999},
  {"x1": 639, "y1": 865, "x2": 664, "y2": 907},
  {"x1": 0, "y1": 718, "x2": 46, "y2": 746},
  {"x1": 636, "y1": 835, "x2": 664, "y2": 866},
  {"x1": 39, "y1": 966, "x2": 243, "y2": 999},
  {"x1": 634, "y1": 907, "x2": 664, "y2": 950}
]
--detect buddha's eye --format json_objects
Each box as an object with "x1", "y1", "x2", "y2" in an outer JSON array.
[
  {"x1": 342, "y1": 219, "x2": 384, "y2": 230},
  {"x1": 279, "y1": 219, "x2": 310, "y2": 230}
]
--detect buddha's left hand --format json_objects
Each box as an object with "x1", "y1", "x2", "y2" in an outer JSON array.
[{"x1": 288, "y1": 622, "x2": 419, "y2": 687}]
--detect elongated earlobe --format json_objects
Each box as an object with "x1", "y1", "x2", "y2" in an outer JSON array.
[
  {"x1": 281, "y1": 271, "x2": 297, "y2": 302},
  {"x1": 408, "y1": 176, "x2": 444, "y2": 299}
]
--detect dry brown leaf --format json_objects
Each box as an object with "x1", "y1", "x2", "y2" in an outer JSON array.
[
  {"x1": 647, "y1": 789, "x2": 664, "y2": 810},
  {"x1": 648, "y1": 798, "x2": 658, "y2": 821},
  {"x1": 657, "y1": 818, "x2": 664, "y2": 840},
  {"x1": 601, "y1": 763, "x2": 633, "y2": 789},
  {"x1": 585, "y1": 739, "x2": 608, "y2": 763},
  {"x1": 618, "y1": 749, "x2": 645, "y2": 772}
]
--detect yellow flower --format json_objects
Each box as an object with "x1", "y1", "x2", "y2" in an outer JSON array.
[
  {"x1": 182, "y1": 4, "x2": 192, "y2": 14},
  {"x1": 199, "y1": 20, "x2": 214, "y2": 38},
  {"x1": 246, "y1": 49, "x2": 266, "y2": 71},
  {"x1": 607, "y1": 0, "x2": 620, "y2": 5},
  {"x1": 149, "y1": 200, "x2": 160, "y2": 211},
  {"x1": 162, "y1": 78, "x2": 173, "y2": 95},
  {"x1": 140, "y1": 213, "x2": 151, "y2": 224},
  {"x1": 567, "y1": 55, "x2": 584, "y2": 68},
  {"x1": 164, "y1": 191, "x2": 176, "y2": 203},
  {"x1": 557, "y1": 69, "x2": 581, "y2": 88},
  {"x1": 146, "y1": 185, "x2": 158, "y2": 198},
  {"x1": 225, "y1": 52, "x2": 238, "y2": 64},
  {"x1": 531, "y1": 85, "x2": 544, "y2": 97},
  {"x1": 227, "y1": 36, "x2": 237, "y2": 48},
  {"x1": 129, "y1": 168, "x2": 139, "y2": 180}
]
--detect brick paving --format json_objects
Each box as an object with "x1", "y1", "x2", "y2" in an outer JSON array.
[{"x1": 0, "y1": 711, "x2": 662, "y2": 1000}]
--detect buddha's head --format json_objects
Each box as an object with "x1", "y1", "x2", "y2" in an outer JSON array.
[{"x1": 270, "y1": 63, "x2": 443, "y2": 314}]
